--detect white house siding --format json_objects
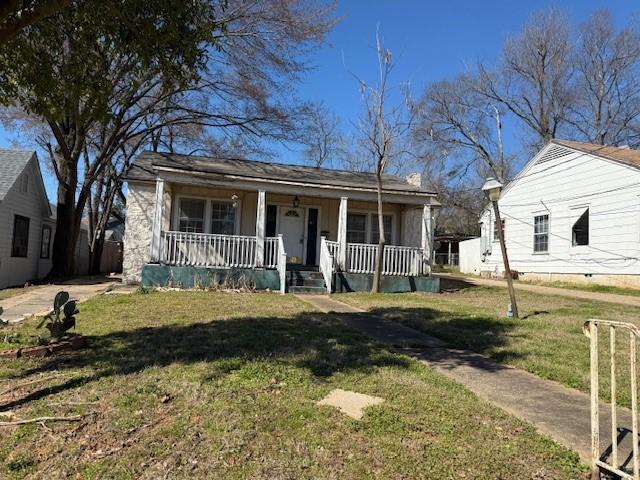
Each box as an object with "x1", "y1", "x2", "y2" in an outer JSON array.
[
  {"x1": 122, "y1": 181, "x2": 157, "y2": 284},
  {"x1": 0, "y1": 159, "x2": 49, "y2": 289},
  {"x1": 459, "y1": 238, "x2": 482, "y2": 275},
  {"x1": 480, "y1": 147, "x2": 640, "y2": 286}
]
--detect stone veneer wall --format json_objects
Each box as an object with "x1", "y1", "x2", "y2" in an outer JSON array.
[{"x1": 122, "y1": 182, "x2": 156, "y2": 284}]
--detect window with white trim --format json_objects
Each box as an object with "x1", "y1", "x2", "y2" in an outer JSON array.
[
  {"x1": 40, "y1": 225, "x2": 51, "y2": 259},
  {"x1": 178, "y1": 198, "x2": 205, "y2": 233},
  {"x1": 371, "y1": 214, "x2": 393, "y2": 244},
  {"x1": 210, "y1": 201, "x2": 236, "y2": 235},
  {"x1": 347, "y1": 213, "x2": 367, "y2": 243},
  {"x1": 533, "y1": 214, "x2": 549, "y2": 253},
  {"x1": 572, "y1": 208, "x2": 589, "y2": 246}
]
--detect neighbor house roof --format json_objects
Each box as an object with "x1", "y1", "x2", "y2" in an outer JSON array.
[
  {"x1": 552, "y1": 139, "x2": 640, "y2": 169},
  {"x1": 0, "y1": 149, "x2": 35, "y2": 200},
  {"x1": 125, "y1": 151, "x2": 436, "y2": 195}
]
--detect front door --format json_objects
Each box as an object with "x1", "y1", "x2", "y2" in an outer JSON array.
[{"x1": 279, "y1": 207, "x2": 305, "y2": 262}]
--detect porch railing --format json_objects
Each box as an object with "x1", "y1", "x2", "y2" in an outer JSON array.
[
  {"x1": 160, "y1": 231, "x2": 281, "y2": 269},
  {"x1": 319, "y1": 237, "x2": 337, "y2": 293},
  {"x1": 584, "y1": 319, "x2": 640, "y2": 480},
  {"x1": 277, "y1": 234, "x2": 287, "y2": 294},
  {"x1": 346, "y1": 243, "x2": 424, "y2": 276}
]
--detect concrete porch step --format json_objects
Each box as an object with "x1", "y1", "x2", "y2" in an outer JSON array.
[{"x1": 288, "y1": 285, "x2": 327, "y2": 295}]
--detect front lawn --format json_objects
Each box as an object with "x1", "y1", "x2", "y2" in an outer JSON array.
[
  {"x1": 337, "y1": 287, "x2": 640, "y2": 407},
  {"x1": 0, "y1": 291, "x2": 585, "y2": 479}
]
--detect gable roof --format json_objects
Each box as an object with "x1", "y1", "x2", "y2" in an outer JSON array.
[
  {"x1": 125, "y1": 151, "x2": 436, "y2": 195},
  {"x1": 551, "y1": 139, "x2": 640, "y2": 169},
  {"x1": 0, "y1": 149, "x2": 35, "y2": 200}
]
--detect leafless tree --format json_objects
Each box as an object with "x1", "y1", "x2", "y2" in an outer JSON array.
[
  {"x1": 479, "y1": 7, "x2": 573, "y2": 149},
  {"x1": 0, "y1": 0, "x2": 70, "y2": 44},
  {"x1": 416, "y1": 73, "x2": 512, "y2": 184},
  {"x1": 354, "y1": 30, "x2": 416, "y2": 293},
  {"x1": 569, "y1": 9, "x2": 640, "y2": 146},
  {"x1": 300, "y1": 102, "x2": 345, "y2": 168}
]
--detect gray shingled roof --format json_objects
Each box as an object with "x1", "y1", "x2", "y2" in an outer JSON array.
[
  {"x1": 126, "y1": 151, "x2": 435, "y2": 195},
  {"x1": 0, "y1": 149, "x2": 34, "y2": 200}
]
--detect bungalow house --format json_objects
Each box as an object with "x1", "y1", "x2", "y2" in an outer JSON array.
[
  {"x1": 477, "y1": 139, "x2": 640, "y2": 288},
  {"x1": 122, "y1": 151, "x2": 440, "y2": 293}
]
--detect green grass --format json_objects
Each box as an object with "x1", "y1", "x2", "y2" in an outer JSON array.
[
  {"x1": 526, "y1": 280, "x2": 640, "y2": 297},
  {"x1": 0, "y1": 286, "x2": 37, "y2": 303},
  {"x1": 0, "y1": 291, "x2": 586, "y2": 479},
  {"x1": 337, "y1": 287, "x2": 640, "y2": 408}
]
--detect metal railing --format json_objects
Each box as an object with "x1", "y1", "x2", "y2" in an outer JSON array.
[
  {"x1": 319, "y1": 237, "x2": 335, "y2": 294},
  {"x1": 346, "y1": 242, "x2": 424, "y2": 276},
  {"x1": 584, "y1": 319, "x2": 640, "y2": 480}
]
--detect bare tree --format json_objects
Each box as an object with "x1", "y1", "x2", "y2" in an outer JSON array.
[
  {"x1": 416, "y1": 73, "x2": 512, "y2": 184},
  {"x1": 0, "y1": 0, "x2": 70, "y2": 44},
  {"x1": 300, "y1": 102, "x2": 345, "y2": 168},
  {"x1": 569, "y1": 9, "x2": 640, "y2": 146},
  {"x1": 479, "y1": 7, "x2": 573, "y2": 149},
  {"x1": 354, "y1": 30, "x2": 416, "y2": 293}
]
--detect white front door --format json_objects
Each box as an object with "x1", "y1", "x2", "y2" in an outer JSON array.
[{"x1": 279, "y1": 207, "x2": 305, "y2": 262}]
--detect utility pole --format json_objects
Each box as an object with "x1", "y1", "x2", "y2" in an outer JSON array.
[{"x1": 482, "y1": 178, "x2": 519, "y2": 319}]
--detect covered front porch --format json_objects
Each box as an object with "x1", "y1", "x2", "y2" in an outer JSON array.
[{"x1": 143, "y1": 166, "x2": 438, "y2": 293}]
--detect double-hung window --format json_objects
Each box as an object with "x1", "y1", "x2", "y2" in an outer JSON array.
[
  {"x1": 572, "y1": 208, "x2": 589, "y2": 246},
  {"x1": 11, "y1": 215, "x2": 30, "y2": 257},
  {"x1": 40, "y1": 225, "x2": 52, "y2": 259},
  {"x1": 371, "y1": 214, "x2": 393, "y2": 244},
  {"x1": 533, "y1": 214, "x2": 549, "y2": 253},
  {"x1": 178, "y1": 199, "x2": 205, "y2": 233},
  {"x1": 346, "y1": 213, "x2": 367, "y2": 243},
  {"x1": 210, "y1": 201, "x2": 236, "y2": 235}
]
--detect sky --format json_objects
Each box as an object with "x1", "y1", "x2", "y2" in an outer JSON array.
[{"x1": 1, "y1": 0, "x2": 639, "y2": 202}]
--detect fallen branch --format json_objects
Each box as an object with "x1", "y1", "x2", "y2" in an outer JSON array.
[
  {"x1": 0, "y1": 374, "x2": 62, "y2": 397},
  {"x1": 0, "y1": 414, "x2": 87, "y2": 426}
]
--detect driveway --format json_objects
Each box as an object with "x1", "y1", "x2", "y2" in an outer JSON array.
[{"x1": 0, "y1": 276, "x2": 117, "y2": 323}]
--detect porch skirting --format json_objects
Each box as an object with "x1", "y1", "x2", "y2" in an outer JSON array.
[
  {"x1": 141, "y1": 264, "x2": 281, "y2": 290},
  {"x1": 333, "y1": 272, "x2": 440, "y2": 293}
]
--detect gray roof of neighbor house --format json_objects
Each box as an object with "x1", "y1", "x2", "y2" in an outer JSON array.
[
  {"x1": 0, "y1": 149, "x2": 35, "y2": 200},
  {"x1": 552, "y1": 139, "x2": 640, "y2": 168},
  {"x1": 125, "y1": 150, "x2": 436, "y2": 195}
]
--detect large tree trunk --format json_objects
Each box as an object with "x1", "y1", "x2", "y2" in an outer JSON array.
[
  {"x1": 371, "y1": 172, "x2": 385, "y2": 293},
  {"x1": 49, "y1": 162, "x2": 81, "y2": 279},
  {"x1": 89, "y1": 234, "x2": 105, "y2": 274}
]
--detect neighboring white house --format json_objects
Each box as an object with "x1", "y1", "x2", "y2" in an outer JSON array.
[
  {"x1": 478, "y1": 139, "x2": 640, "y2": 288},
  {"x1": 122, "y1": 151, "x2": 441, "y2": 293},
  {"x1": 0, "y1": 149, "x2": 55, "y2": 289}
]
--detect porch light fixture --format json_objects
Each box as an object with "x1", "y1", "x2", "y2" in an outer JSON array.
[
  {"x1": 482, "y1": 176, "x2": 518, "y2": 319},
  {"x1": 292, "y1": 195, "x2": 300, "y2": 208},
  {"x1": 231, "y1": 193, "x2": 239, "y2": 208}
]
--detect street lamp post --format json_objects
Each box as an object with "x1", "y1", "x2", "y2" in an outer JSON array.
[{"x1": 482, "y1": 177, "x2": 519, "y2": 319}]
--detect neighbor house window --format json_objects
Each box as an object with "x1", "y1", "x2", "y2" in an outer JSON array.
[
  {"x1": 371, "y1": 214, "x2": 393, "y2": 244},
  {"x1": 493, "y1": 219, "x2": 505, "y2": 242},
  {"x1": 40, "y1": 225, "x2": 51, "y2": 259},
  {"x1": 11, "y1": 215, "x2": 30, "y2": 257},
  {"x1": 178, "y1": 198, "x2": 205, "y2": 233},
  {"x1": 347, "y1": 213, "x2": 367, "y2": 243},
  {"x1": 210, "y1": 201, "x2": 236, "y2": 235},
  {"x1": 572, "y1": 208, "x2": 589, "y2": 246},
  {"x1": 533, "y1": 214, "x2": 549, "y2": 253}
]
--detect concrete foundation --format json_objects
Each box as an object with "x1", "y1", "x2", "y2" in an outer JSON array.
[{"x1": 482, "y1": 270, "x2": 640, "y2": 290}]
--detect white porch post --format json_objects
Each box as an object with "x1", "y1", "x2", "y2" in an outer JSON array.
[
  {"x1": 337, "y1": 196, "x2": 348, "y2": 271},
  {"x1": 150, "y1": 178, "x2": 165, "y2": 262},
  {"x1": 255, "y1": 190, "x2": 266, "y2": 267},
  {"x1": 421, "y1": 204, "x2": 432, "y2": 274}
]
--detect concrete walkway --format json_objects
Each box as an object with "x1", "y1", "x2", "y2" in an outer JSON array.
[
  {"x1": 439, "y1": 272, "x2": 640, "y2": 308},
  {"x1": 297, "y1": 294, "x2": 637, "y2": 469},
  {"x1": 0, "y1": 277, "x2": 116, "y2": 323}
]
